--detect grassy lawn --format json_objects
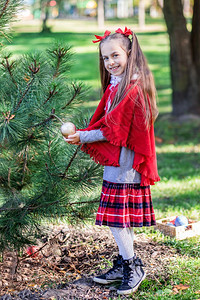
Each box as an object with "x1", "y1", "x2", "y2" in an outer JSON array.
[{"x1": 2, "y1": 18, "x2": 200, "y2": 299}]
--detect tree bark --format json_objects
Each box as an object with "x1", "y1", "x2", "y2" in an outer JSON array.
[
  {"x1": 41, "y1": 0, "x2": 51, "y2": 32},
  {"x1": 191, "y1": 0, "x2": 200, "y2": 77},
  {"x1": 163, "y1": 0, "x2": 200, "y2": 115}
]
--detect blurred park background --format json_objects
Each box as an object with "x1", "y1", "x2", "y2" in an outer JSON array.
[
  {"x1": 7, "y1": 0, "x2": 199, "y2": 221},
  {"x1": 0, "y1": 1, "x2": 200, "y2": 298},
  {"x1": 2, "y1": 0, "x2": 200, "y2": 258},
  {"x1": 8, "y1": 0, "x2": 171, "y2": 108}
]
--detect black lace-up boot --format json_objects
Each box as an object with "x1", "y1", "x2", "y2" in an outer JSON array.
[
  {"x1": 93, "y1": 254, "x2": 123, "y2": 284},
  {"x1": 117, "y1": 254, "x2": 146, "y2": 295}
]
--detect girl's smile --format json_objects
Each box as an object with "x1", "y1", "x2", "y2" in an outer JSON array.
[{"x1": 101, "y1": 40, "x2": 128, "y2": 76}]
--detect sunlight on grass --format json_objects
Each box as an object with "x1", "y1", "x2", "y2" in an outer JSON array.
[
  {"x1": 12, "y1": 18, "x2": 167, "y2": 34},
  {"x1": 74, "y1": 46, "x2": 97, "y2": 53},
  {"x1": 152, "y1": 176, "x2": 200, "y2": 220},
  {"x1": 83, "y1": 100, "x2": 100, "y2": 108},
  {"x1": 156, "y1": 144, "x2": 200, "y2": 153},
  {"x1": 155, "y1": 177, "x2": 200, "y2": 195},
  {"x1": 168, "y1": 256, "x2": 200, "y2": 287},
  {"x1": 158, "y1": 88, "x2": 171, "y2": 96}
]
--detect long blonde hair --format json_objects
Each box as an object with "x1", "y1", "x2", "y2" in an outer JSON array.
[{"x1": 99, "y1": 32, "x2": 158, "y2": 125}]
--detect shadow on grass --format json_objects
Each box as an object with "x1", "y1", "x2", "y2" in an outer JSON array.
[
  {"x1": 153, "y1": 152, "x2": 200, "y2": 214},
  {"x1": 155, "y1": 116, "x2": 200, "y2": 145},
  {"x1": 153, "y1": 189, "x2": 200, "y2": 212},
  {"x1": 157, "y1": 152, "x2": 200, "y2": 179}
]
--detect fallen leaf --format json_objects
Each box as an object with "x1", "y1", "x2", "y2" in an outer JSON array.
[
  {"x1": 173, "y1": 284, "x2": 190, "y2": 290},
  {"x1": 26, "y1": 246, "x2": 39, "y2": 258},
  {"x1": 155, "y1": 136, "x2": 163, "y2": 144},
  {"x1": 151, "y1": 251, "x2": 159, "y2": 258},
  {"x1": 172, "y1": 287, "x2": 179, "y2": 295}
]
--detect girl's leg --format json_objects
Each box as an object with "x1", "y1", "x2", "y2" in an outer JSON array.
[
  {"x1": 93, "y1": 227, "x2": 135, "y2": 284},
  {"x1": 110, "y1": 227, "x2": 134, "y2": 260},
  {"x1": 128, "y1": 227, "x2": 134, "y2": 244},
  {"x1": 111, "y1": 228, "x2": 146, "y2": 295}
]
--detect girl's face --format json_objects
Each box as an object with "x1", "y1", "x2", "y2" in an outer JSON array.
[{"x1": 101, "y1": 39, "x2": 128, "y2": 77}]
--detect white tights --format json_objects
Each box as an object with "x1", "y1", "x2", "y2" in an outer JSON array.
[{"x1": 110, "y1": 227, "x2": 134, "y2": 260}]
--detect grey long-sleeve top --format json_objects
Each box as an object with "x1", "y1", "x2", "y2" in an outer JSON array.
[{"x1": 79, "y1": 130, "x2": 141, "y2": 184}]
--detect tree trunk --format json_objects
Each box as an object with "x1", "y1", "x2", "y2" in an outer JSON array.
[
  {"x1": 41, "y1": 0, "x2": 51, "y2": 32},
  {"x1": 163, "y1": 0, "x2": 200, "y2": 115},
  {"x1": 98, "y1": 0, "x2": 104, "y2": 29},
  {"x1": 117, "y1": 0, "x2": 131, "y2": 18},
  {"x1": 191, "y1": 0, "x2": 200, "y2": 77}
]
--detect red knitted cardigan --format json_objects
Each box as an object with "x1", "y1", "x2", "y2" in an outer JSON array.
[{"x1": 80, "y1": 82, "x2": 160, "y2": 186}]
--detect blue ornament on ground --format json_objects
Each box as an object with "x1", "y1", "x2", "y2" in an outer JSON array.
[{"x1": 174, "y1": 216, "x2": 188, "y2": 227}]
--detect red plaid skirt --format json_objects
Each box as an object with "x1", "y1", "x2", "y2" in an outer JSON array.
[{"x1": 95, "y1": 180, "x2": 156, "y2": 228}]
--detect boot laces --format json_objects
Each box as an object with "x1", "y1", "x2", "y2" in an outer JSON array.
[
  {"x1": 106, "y1": 256, "x2": 122, "y2": 276},
  {"x1": 122, "y1": 257, "x2": 143, "y2": 284},
  {"x1": 123, "y1": 263, "x2": 133, "y2": 284}
]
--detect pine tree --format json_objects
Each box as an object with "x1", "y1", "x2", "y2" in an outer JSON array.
[
  {"x1": 0, "y1": 1, "x2": 102, "y2": 252},
  {"x1": 0, "y1": 0, "x2": 21, "y2": 43}
]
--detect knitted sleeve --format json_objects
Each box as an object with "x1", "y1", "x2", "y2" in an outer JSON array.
[{"x1": 79, "y1": 129, "x2": 107, "y2": 144}]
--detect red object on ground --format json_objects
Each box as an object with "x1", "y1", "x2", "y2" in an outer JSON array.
[
  {"x1": 26, "y1": 246, "x2": 39, "y2": 258},
  {"x1": 169, "y1": 217, "x2": 177, "y2": 225}
]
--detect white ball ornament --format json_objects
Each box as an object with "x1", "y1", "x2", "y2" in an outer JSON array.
[{"x1": 60, "y1": 122, "x2": 76, "y2": 138}]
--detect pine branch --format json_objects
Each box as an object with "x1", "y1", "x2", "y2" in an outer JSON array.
[
  {"x1": 47, "y1": 140, "x2": 61, "y2": 172},
  {"x1": 45, "y1": 162, "x2": 55, "y2": 177},
  {"x1": 69, "y1": 199, "x2": 99, "y2": 205},
  {"x1": 32, "y1": 108, "x2": 62, "y2": 128},
  {"x1": 8, "y1": 167, "x2": 11, "y2": 188},
  {"x1": 61, "y1": 82, "x2": 83, "y2": 109},
  {"x1": 0, "y1": 0, "x2": 9, "y2": 20},
  {"x1": 53, "y1": 47, "x2": 70, "y2": 78},
  {"x1": 0, "y1": 198, "x2": 99, "y2": 213},
  {"x1": 0, "y1": 190, "x2": 59, "y2": 213},
  {"x1": 32, "y1": 114, "x2": 54, "y2": 128},
  {"x1": 43, "y1": 85, "x2": 58, "y2": 105},
  {"x1": 21, "y1": 145, "x2": 28, "y2": 185},
  {"x1": 14, "y1": 77, "x2": 34, "y2": 111},
  {"x1": 61, "y1": 145, "x2": 81, "y2": 178},
  {"x1": 26, "y1": 199, "x2": 60, "y2": 211},
  {"x1": 14, "y1": 60, "x2": 40, "y2": 111},
  {"x1": 1, "y1": 56, "x2": 17, "y2": 87},
  {"x1": 0, "y1": 30, "x2": 11, "y2": 45},
  {"x1": 45, "y1": 143, "x2": 82, "y2": 180},
  {"x1": 0, "y1": 171, "x2": 16, "y2": 193}
]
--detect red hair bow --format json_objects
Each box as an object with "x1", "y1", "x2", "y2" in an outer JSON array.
[
  {"x1": 115, "y1": 27, "x2": 132, "y2": 37},
  {"x1": 92, "y1": 30, "x2": 111, "y2": 43}
]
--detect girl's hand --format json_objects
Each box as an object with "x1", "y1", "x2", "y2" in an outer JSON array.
[{"x1": 64, "y1": 131, "x2": 81, "y2": 145}]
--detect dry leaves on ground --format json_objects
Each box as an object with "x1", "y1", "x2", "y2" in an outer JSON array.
[{"x1": 0, "y1": 224, "x2": 179, "y2": 299}]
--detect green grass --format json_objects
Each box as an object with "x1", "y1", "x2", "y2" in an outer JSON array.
[
  {"x1": 131, "y1": 257, "x2": 200, "y2": 300},
  {"x1": 2, "y1": 18, "x2": 200, "y2": 298}
]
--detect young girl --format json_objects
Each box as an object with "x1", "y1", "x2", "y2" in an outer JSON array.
[{"x1": 65, "y1": 27, "x2": 160, "y2": 295}]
